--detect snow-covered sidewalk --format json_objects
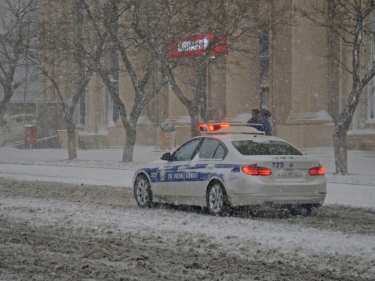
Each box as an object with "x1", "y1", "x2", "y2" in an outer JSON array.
[{"x1": 0, "y1": 145, "x2": 374, "y2": 209}]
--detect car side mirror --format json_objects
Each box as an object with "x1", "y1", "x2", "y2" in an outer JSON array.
[{"x1": 161, "y1": 152, "x2": 171, "y2": 161}]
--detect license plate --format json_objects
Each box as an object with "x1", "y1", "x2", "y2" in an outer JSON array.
[{"x1": 277, "y1": 170, "x2": 303, "y2": 178}]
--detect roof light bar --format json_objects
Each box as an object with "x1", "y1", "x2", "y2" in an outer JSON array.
[
  {"x1": 198, "y1": 123, "x2": 265, "y2": 135},
  {"x1": 199, "y1": 123, "x2": 231, "y2": 132}
]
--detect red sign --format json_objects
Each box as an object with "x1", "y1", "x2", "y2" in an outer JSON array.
[{"x1": 168, "y1": 34, "x2": 228, "y2": 58}]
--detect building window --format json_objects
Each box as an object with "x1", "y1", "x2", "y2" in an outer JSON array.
[
  {"x1": 370, "y1": 13, "x2": 375, "y2": 120},
  {"x1": 259, "y1": 28, "x2": 269, "y2": 109},
  {"x1": 369, "y1": 81, "x2": 375, "y2": 119},
  {"x1": 79, "y1": 92, "x2": 85, "y2": 125},
  {"x1": 260, "y1": 86, "x2": 269, "y2": 109},
  {"x1": 259, "y1": 28, "x2": 269, "y2": 84},
  {"x1": 106, "y1": 1, "x2": 119, "y2": 125},
  {"x1": 107, "y1": 51, "x2": 119, "y2": 124}
]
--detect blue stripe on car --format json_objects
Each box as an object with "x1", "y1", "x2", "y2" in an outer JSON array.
[{"x1": 140, "y1": 163, "x2": 242, "y2": 183}]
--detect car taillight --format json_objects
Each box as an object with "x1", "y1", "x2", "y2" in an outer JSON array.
[
  {"x1": 308, "y1": 165, "x2": 325, "y2": 176},
  {"x1": 241, "y1": 164, "x2": 272, "y2": 176}
]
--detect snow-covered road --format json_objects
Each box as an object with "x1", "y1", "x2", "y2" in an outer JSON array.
[
  {"x1": 1, "y1": 146, "x2": 375, "y2": 280},
  {"x1": 1, "y1": 163, "x2": 375, "y2": 208},
  {"x1": 1, "y1": 178, "x2": 375, "y2": 280},
  {"x1": 1, "y1": 146, "x2": 375, "y2": 208}
]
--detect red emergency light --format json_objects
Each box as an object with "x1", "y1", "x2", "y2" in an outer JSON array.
[{"x1": 198, "y1": 123, "x2": 230, "y2": 132}]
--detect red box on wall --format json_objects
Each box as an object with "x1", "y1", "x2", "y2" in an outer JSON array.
[{"x1": 24, "y1": 125, "x2": 37, "y2": 147}]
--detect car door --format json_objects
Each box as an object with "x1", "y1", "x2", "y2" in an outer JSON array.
[
  {"x1": 184, "y1": 138, "x2": 227, "y2": 203},
  {"x1": 156, "y1": 138, "x2": 202, "y2": 202}
]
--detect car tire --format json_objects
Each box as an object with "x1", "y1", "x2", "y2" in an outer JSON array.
[
  {"x1": 289, "y1": 204, "x2": 318, "y2": 216},
  {"x1": 134, "y1": 174, "x2": 152, "y2": 208},
  {"x1": 299, "y1": 205, "x2": 312, "y2": 216},
  {"x1": 206, "y1": 181, "x2": 231, "y2": 216},
  {"x1": 302, "y1": 204, "x2": 323, "y2": 216}
]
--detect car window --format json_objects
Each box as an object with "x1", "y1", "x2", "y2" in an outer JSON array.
[
  {"x1": 171, "y1": 139, "x2": 201, "y2": 161},
  {"x1": 198, "y1": 139, "x2": 226, "y2": 160},
  {"x1": 198, "y1": 139, "x2": 218, "y2": 159},
  {"x1": 232, "y1": 140, "x2": 303, "y2": 156},
  {"x1": 213, "y1": 144, "x2": 226, "y2": 159}
]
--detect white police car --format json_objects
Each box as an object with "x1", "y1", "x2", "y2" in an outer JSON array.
[{"x1": 133, "y1": 123, "x2": 326, "y2": 215}]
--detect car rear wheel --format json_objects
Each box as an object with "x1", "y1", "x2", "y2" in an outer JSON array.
[
  {"x1": 206, "y1": 181, "x2": 230, "y2": 216},
  {"x1": 288, "y1": 204, "x2": 320, "y2": 216},
  {"x1": 134, "y1": 174, "x2": 152, "y2": 208}
]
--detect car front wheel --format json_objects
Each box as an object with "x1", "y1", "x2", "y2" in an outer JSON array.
[
  {"x1": 134, "y1": 174, "x2": 152, "y2": 208},
  {"x1": 206, "y1": 181, "x2": 230, "y2": 216}
]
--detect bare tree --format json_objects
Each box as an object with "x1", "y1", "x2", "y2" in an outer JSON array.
[
  {"x1": 297, "y1": 0, "x2": 375, "y2": 174},
  {"x1": 0, "y1": 0, "x2": 37, "y2": 123},
  {"x1": 32, "y1": 0, "x2": 106, "y2": 159},
  {"x1": 85, "y1": 0, "x2": 169, "y2": 162},
  {"x1": 132, "y1": 0, "x2": 276, "y2": 137}
]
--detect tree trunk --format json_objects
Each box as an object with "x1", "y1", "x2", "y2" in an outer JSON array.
[
  {"x1": 66, "y1": 112, "x2": 77, "y2": 160},
  {"x1": 333, "y1": 123, "x2": 348, "y2": 175},
  {"x1": 0, "y1": 99, "x2": 10, "y2": 122},
  {"x1": 122, "y1": 124, "x2": 136, "y2": 162},
  {"x1": 197, "y1": 58, "x2": 208, "y2": 122},
  {"x1": 0, "y1": 87, "x2": 13, "y2": 122},
  {"x1": 165, "y1": 65, "x2": 202, "y2": 138},
  {"x1": 332, "y1": 88, "x2": 360, "y2": 175},
  {"x1": 189, "y1": 108, "x2": 200, "y2": 138}
]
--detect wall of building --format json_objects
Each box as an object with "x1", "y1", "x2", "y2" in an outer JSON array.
[
  {"x1": 45, "y1": 0, "x2": 375, "y2": 152},
  {"x1": 226, "y1": 36, "x2": 260, "y2": 123},
  {"x1": 276, "y1": 0, "x2": 335, "y2": 149}
]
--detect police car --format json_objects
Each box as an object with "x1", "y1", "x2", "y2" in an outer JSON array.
[{"x1": 133, "y1": 123, "x2": 326, "y2": 216}]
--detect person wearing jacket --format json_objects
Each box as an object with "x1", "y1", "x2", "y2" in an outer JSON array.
[
  {"x1": 260, "y1": 108, "x2": 272, "y2": 136},
  {"x1": 247, "y1": 109, "x2": 265, "y2": 132},
  {"x1": 247, "y1": 108, "x2": 272, "y2": 135}
]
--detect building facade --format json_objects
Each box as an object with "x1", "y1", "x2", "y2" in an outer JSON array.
[{"x1": 51, "y1": 0, "x2": 375, "y2": 151}]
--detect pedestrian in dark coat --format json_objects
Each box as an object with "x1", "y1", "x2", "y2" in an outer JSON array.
[
  {"x1": 247, "y1": 109, "x2": 263, "y2": 124},
  {"x1": 247, "y1": 109, "x2": 265, "y2": 132},
  {"x1": 260, "y1": 108, "x2": 272, "y2": 135}
]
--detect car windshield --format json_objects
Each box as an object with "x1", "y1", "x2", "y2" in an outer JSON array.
[{"x1": 232, "y1": 140, "x2": 303, "y2": 156}]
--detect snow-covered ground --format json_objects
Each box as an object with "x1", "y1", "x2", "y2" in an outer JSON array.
[
  {"x1": 0, "y1": 145, "x2": 374, "y2": 209},
  {"x1": 1, "y1": 145, "x2": 375, "y2": 280}
]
